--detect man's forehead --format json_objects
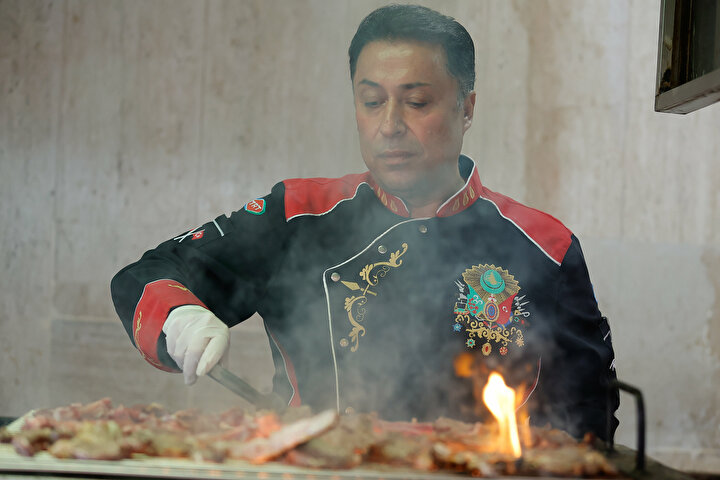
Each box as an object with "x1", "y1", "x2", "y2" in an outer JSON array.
[
  {"x1": 357, "y1": 40, "x2": 446, "y2": 64},
  {"x1": 353, "y1": 40, "x2": 449, "y2": 85},
  {"x1": 374, "y1": 40, "x2": 442, "y2": 59}
]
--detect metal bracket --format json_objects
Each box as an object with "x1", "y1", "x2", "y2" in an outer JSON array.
[{"x1": 607, "y1": 379, "x2": 646, "y2": 472}]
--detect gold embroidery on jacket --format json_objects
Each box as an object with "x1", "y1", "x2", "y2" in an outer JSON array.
[
  {"x1": 134, "y1": 311, "x2": 142, "y2": 347},
  {"x1": 339, "y1": 243, "x2": 408, "y2": 352},
  {"x1": 134, "y1": 310, "x2": 167, "y2": 369}
]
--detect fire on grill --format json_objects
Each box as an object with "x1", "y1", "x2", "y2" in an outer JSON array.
[{"x1": 0, "y1": 370, "x2": 620, "y2": 478}]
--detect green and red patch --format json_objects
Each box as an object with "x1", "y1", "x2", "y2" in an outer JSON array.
[{"x1": 244, "y1": 198, "x2": 266, "y2": 215}]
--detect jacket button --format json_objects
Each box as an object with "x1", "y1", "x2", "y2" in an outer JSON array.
[
  {"x1": 330, "y1": 272, "x2": 340, "y2": 282},
  {"x1": 378, "y1": 245, "x2": 387, "y2": 254},
  {"x1": 418, "y1": 224, "x2": 428, "y2": 233}
]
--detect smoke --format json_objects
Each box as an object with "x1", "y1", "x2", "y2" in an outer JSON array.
[{"x1": 209, "y1": 180, "x2": 618, "y2": 442}]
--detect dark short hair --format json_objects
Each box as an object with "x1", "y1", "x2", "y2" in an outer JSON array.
[{"x1": 348, "y1": 4, "x2": 475, "y2": 99}]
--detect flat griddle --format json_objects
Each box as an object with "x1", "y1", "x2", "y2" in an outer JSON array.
[
  {"x1": 0, "y1": 443, "x2": 696, "y2": 480},
  {"x1": 0, "y1": 381, "x2": 694, "y2": 480}
]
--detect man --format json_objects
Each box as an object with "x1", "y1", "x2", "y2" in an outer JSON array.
[{"x1": 112, "y1": 4, "x2": 618, "y2": 440}]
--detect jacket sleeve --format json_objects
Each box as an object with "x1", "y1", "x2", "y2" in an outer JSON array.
[
  {"x1": 534, "y1": 235, "x2": 619, "y2": 440},
  {"x1": 110, "y1": 182, "x2": 290, "y2": 371}
]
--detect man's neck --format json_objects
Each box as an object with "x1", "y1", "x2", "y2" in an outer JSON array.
[
  {"x1": 403, "y1": 175, "x2": 466, "y2": 218},
  {"x1": 408, "y1": 202, "x2": 443, "y2": 218}
]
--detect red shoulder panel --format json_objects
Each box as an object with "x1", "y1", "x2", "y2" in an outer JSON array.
[
  {"x1": 283, "y1": 173, "x2": 372, "y2": 220},
  {"x1": 479, "y1": 186, "x2": 572, "y2": 265}
]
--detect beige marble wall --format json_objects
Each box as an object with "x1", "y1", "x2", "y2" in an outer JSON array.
[{"x1": 1, "y1": 0, "x2": 718, "y2": 472}]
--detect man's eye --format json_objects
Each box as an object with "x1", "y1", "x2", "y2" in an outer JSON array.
[
  {"x1": 364, "y1": 101, "x2": 382, "y2": 108},
  {"x1": 408, "y1": 101, "x2": 428, "y2": 108}
]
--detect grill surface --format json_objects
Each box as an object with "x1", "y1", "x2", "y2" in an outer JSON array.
[
  {"x1": 0, "y1": 408, "x2": 693, "y2": 480},
  {"x1": 0, "y1": 444, "x2": 696, "y2": 480},
  {"x1": 0, "y1": 444, "x2": 552, "y2": 479}
]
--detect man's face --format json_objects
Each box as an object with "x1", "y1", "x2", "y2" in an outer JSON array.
[{"x1": 353, "y1": 40, "x2": 475, "y2": 200}]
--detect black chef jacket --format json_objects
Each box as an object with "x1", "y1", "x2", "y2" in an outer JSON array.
[{"x1": 111, "y1": 155, "x2": 619, "y2": 440}]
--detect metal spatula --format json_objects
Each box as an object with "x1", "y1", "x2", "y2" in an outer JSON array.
[{"x1": 207, "y1": 364, "x2": 287, "y2": 413}]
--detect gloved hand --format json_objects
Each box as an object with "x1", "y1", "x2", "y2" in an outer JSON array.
[{"x1": 162, "y1": 305, "x2": 230, "y2": 385}]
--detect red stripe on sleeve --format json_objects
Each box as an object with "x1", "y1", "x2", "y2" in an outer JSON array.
[
  {"x1": 132, "y1": 279, "x2": 207, "y2": 372},
  {"x1": 268, "y1": 331, "x2": 302, "y2": 407}
]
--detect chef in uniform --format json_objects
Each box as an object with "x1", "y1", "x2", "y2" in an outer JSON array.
[{"x1": 111, "y1": 4, "x2": 619, "y2": 440}]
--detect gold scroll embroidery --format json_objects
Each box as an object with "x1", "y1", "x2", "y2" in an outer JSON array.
[{"x1": 340, "y1": 243, "x2": 408, "y2": 352}]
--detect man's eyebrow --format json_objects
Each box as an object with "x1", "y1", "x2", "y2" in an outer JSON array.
[
  {"x1": 400, "y1": 82, "x2": 432, "y2": 90},
  {"x1": 357, "y1": 79, "x2": 381, "y2": 88},
  {"x1": 356, "y1": 79, "x2": 432, "y2": 89}
]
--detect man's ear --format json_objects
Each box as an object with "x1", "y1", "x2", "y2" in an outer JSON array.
[{"x1": 462, "y1": 92, "x2": 476, "y2": 132}]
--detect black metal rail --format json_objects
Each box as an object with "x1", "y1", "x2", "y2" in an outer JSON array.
[{"x1": 607, "y1": 379, "x2": 646, "y2": 472}]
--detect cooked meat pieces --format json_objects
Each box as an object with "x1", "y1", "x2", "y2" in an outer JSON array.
[
  {"x1": 368, "y1": 432, "x2": 436, "y2": 471},
  {"x1": 12, "y1": 428, "x2": 68, "y2": 457},
  {"x1": 432, "y1": 442, "x2": 502, "y2": 477},
  {"x1": 226, "y1": 409, "x2": 338, "y2": 463},
  {"x1": 522, "y1": 446, "x2": 618, "y2": 477},
  {"x1": 284, "y1": 413, "x2": 379, "y2": 469},
  {"x1": 47, "y1": 421, "x2": 152, "y2": 460},
  {"x1": 2, "y1": 399, "x2": 620, "y2": 478}
]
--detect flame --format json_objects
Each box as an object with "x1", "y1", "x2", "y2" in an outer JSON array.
[
  {"x1": 482, "y1": 372, "x2": 522, "y2": 458},
  {"x1": 453, "y1": 352, "x2": 474, "y2": 378}
]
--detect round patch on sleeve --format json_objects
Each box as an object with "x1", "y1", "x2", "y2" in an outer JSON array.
[{"x1": 244, "y1": 198, "x2": 266, "y2": 215}]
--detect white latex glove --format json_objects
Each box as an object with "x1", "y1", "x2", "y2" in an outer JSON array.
[{"x1": 162, "y1": 305, "x2": 230, "y2": 385}]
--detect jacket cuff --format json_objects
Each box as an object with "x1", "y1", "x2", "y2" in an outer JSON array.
[{"x1": 132, "y1": 279, "x2": 207, "y2": 372}]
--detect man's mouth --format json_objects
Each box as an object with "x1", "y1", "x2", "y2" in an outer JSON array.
[
  {"x1": 378, "y1": 150, "x2": 414, "y2": 158},
  {"x1": 377, "y1": 150, "x2": 416, "y2": 165}
]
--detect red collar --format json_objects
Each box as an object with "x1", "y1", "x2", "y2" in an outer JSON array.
[{"x1": 368, "y1": 156, "x2": 482, "y2": 218}]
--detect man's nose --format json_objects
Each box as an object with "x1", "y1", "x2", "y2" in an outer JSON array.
[{"x1": 379, "y1": 100, "x2": 406, "y2": 137}]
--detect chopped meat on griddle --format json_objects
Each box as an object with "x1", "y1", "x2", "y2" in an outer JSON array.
[
  {"x1": 284, "y1": 413, "x2": 379, "y2": 469},
  {"x1": 2, "y1": 399, "x2": 621, "y2": 477},
  {"x1": 225, "y1": 409, "x2": 338, "y2": 463}
]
